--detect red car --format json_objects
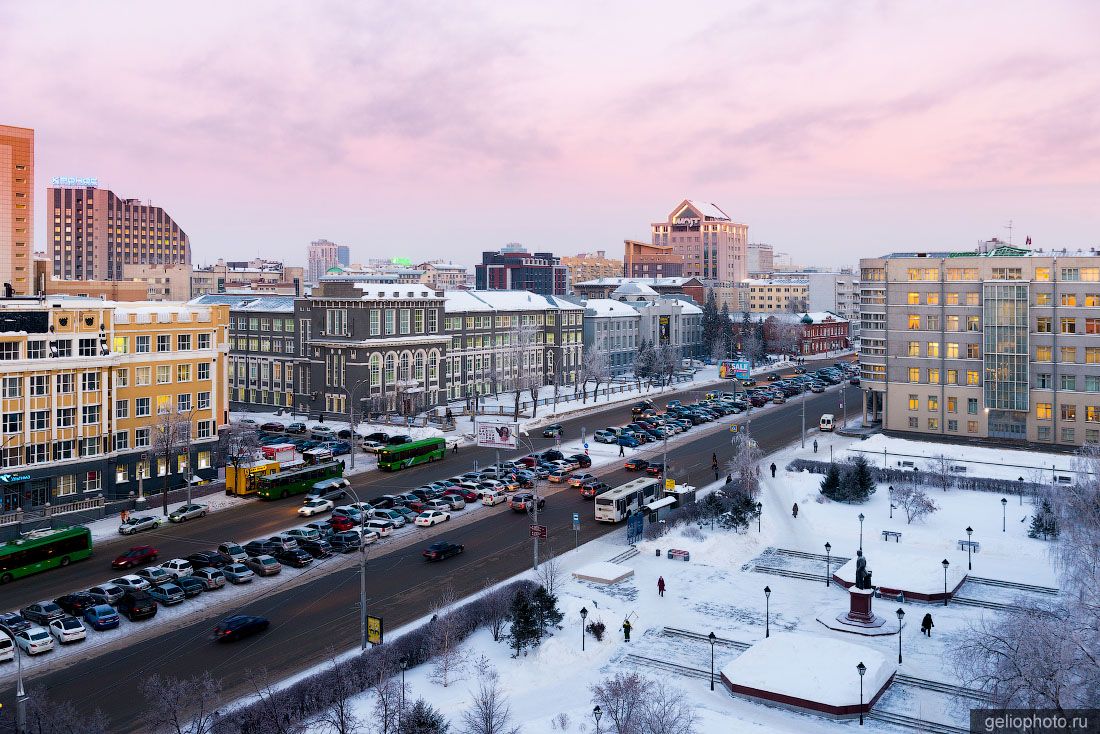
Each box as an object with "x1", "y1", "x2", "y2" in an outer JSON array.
[
  {"x1": 645, "y1": 463, "x2": 665, "y2": 477},
  {"x1": 444, "y1": 487, "x2": 478, "y2": 502},
  {"x1": 111, "y1": 545, "x2": 159, "y2": 570},
  {"x1": 329, "y1": 515, "x2": 358, "y2": 532},
  {"x1": 516, "y1": 456, "x2": 538, "y2": 468}
]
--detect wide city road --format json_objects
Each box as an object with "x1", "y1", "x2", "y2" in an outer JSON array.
[{"x1": 3, "y1": 363, "x2": 858, "y2": 732}]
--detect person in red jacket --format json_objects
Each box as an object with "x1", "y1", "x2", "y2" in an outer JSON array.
[{"x1": 657, "y1": 576, "x2": 666, "y2": 597}]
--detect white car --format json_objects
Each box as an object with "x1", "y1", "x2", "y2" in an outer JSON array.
[
  {"x1": 284, "y1": 527, "x2": 321, "y2": 542},
  {"x1": 423, "y1": 499, "x2": 452, "y2": 513},
  {"x1": 415, "y1": 510, "x2": 450, "y2": 527},
  {"x1": 360, "y1": 440, "x2": 384, "y2": 454},
  {"x1": 15, "y1": 626, "x2": 54, "y2": 655},
  {"x1": 0, "y1": 632, "x2": 13, "y2": 663},
  {"x1": 298, "y1": 498, "x2": 334, "y2": 517},
  {"x1": 236, "y1": 418, "x2": 259, "y2": 428},
  {"x1": 310, "y1": 424, "x2": 335, "y2": 439},
  {"x1": 363, "y1": 519, "x2": 395, "y2": 538},
  {"x1": 344, "y1": 527, "x2": 380, "y2": 545},
  {"x1": 111, "y1": 574, "x2": 150, "y2": 592},
  {"x1": 160, "y1": 558, "x2": 194, "y2": 579},
  {"x1": 49, "y1": 616, "x2": 87, "y2": 644},
  {"x1": 371, "y1": 508, "x2": 407, "y2": 527}
]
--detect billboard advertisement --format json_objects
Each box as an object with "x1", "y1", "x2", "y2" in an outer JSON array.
[
  {"x1": 719, "y1": 359, "x2": 751, "y2": 380},
  {"x1": 476, "y1": 420, "x2": 519, "y2": 449}
]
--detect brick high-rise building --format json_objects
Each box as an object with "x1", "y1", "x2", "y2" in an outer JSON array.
[
  {"x1": 650, "y1": 200, "x2": 748, "y2": 283},
  {"x1": 0, "y1": 125, "x2": 34, "y2": 295},
  {"x1": 560, "y1": 250, "x2": 623, "y2": 285},
  {"x1": 474, "y1": 244, "x2": 569, "y2": 296},
  {"x1": 48, "y1": 182, "x2": 190, "y2": 281},
  {"x1": 623, "y1": 239, "x2": 684, "y2": 279},
  {"x1": 307, "y1": 239, "x2": 340, "y2": 284}
]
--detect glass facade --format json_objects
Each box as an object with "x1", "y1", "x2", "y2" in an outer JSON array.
[{"x1": 983, "y1": 283, "x2": 1029, "y2": 411}]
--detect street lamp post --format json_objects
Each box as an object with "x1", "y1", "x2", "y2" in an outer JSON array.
[
  {"x1": 764, "y1": 586, "x2": 771, "y2": 638},
  {"x1": 344, "y1": 379, "x2": 372, "y2": 470},
  {"x1": 399, "y1": 656, "x2": 408, "y2": 731},
  {"x1": 895, "y1": 608, "x2": 905, "y2": 664},
  {"x1": 965, "y1": 526, "x2": 973, "y2": 570},
  {"x1": 801, "y1": 380, "x2": 806, "y2": 449},
  {"x1": 858, "y1": 512, "x2": 865, "y2": 551},
  {"x1": 14, "y1": 634, "x2": 27, "y2": 734},
  {"x1": 824, "y1": 542, "x2": 831, "y2": 587},
  {"x1": 757, "y1": 502, "x2": 762, "y2": 533},
  {"x1": 942, "y1": 559, "x2": 950, "y2": 606},
  {"x1": 888, "y1": 486, "x2": 894, "y2": 518},
  {"x1": 708, "y1": 631, "x2": 717, "y2": 691},
  {"x1": 343, "y1": 485, "x2": 371, "y2": 652},
  {"x1": 857, "y1": 662, "x2": 867, "y2": 725},
  {"x1": 580, "y1": 606, "x2": 588, "y2": 652},
  {"x1": 1001, "y1": 497, "x2": 1007, "y2": 532},
  {"x1": 593, "y1": 706, "x2": 603, "y2": 734}
]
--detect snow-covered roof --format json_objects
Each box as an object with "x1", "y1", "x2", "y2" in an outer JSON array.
[
  {"x1": 747, "y1": 311, "x2": 848, "y2": 324},
  {"x1": 612, "y1": 282, "x2": 659, "y2": 297},
  {"x1": 584, "y1": 299, "x2": 639, "y2": 318},
  {"x1": 745, "y1": 278, "x2": 809, "y2": 286},
  {"x1": 346, "y1": 283, "x2": 441, "y2": 300},
  {"x1": 575, "y1": 277, "x2": 693, "y2": 287},
  {"x1": 677, "y1": 301, "x2": 702, "y2": 315},
  {"x1": 443, "y1": 290, "x2": 584, "y2": 313}
]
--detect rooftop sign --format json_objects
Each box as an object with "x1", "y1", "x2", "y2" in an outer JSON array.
[{"x1": 50, "y1": 176, "x2": 98, "y2": 187}]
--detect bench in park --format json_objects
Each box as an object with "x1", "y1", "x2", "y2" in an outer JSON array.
[
  {"x1": 958, "y1": 540, "x2": 981, "y2": 553},
  {"x1": 667, "y1": 548, "x2": 691, "y2": 562},
  {"x1": 881, "y1": 530, "x2": 902, "y2": 543}
]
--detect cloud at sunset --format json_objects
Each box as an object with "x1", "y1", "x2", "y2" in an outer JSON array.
[{"x1": 3, "y1": 0, "x2": 1098, "y2": 266}]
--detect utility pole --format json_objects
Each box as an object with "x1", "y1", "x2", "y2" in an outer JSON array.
[
  {"x1": 531, "y1": 479, "x2": 541, "y2": 571},
  {"x1": 801, "y1": 381, "x2": 806, "y2": 448},
  {"x1": 15, "y1": 636, "x2": 26, "y2": 734}
]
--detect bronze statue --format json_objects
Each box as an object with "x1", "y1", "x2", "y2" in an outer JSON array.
[{"x1": 855, "y1": 550, "x2": 873, "y2": 590}]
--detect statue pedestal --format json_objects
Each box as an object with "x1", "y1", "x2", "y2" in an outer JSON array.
[{"x1": 816, "y1": 587, "x2": 896, "y2": 636}]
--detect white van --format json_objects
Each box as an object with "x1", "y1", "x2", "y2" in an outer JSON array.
[
  {"x1": 819, "y1": 414, "x2": 835, "y2": 432},
  {"x1": 0, "y1": 631, "x2": 13, "y2": 663},
  {"x1": 481, "y1": 489, "x2": 507, "y2": 507}
]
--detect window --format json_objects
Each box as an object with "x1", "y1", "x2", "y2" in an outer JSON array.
[
  {"x1": 946, "y1": 293, "x2": 959, "y2": 306},
  {"x1": 967, "y1": 398, "x2": 978, "y2": 415},
  {"x1": 1037, "y1": 317, "x2": 1052, "y2": 333},
  {"x1": 907, "y1": 341, "x2": 920, "y2": 357},
  {"x1": 908, "y1": 367, "x2": 920, "y2": 383},
  {"x1": 198, "y1": 333, "x2": 211, "y2": 349},
  {"x1": 198, "y1": 420, "x2": 213, "y2": 439},
  {"x1": 928, "y1": 396, "x2": 939, "y2": 412},
  {"x1": 177, "y1": 364, "x2": 191, "y2": 382},
  {"x1": 52, "y1": 440, "x2": 73, "y2": 460},
  {"x1": 947, "y1": 369, "x2": 958, "y2": 385},
  {"x1": 177, "y1": 393, "x2": 192, "y2": 412},
  {"x1": 966, "y1": 316, "x2": 980, "y2": 331},
  {"x1": 1036, "y1": 292, "x2": 1052, "y2": 305},
  {"x1": 197, "y1": 450, "x2": 211, "y2": 469},
  {"x1": 78, "y1": 338, "x2": 97, "y2": 357},
  {"x1": 1061, "y1": 404, "x2": 1077, "y2": 421},
  {"x1": 1038, "y1": 426, "x2": 1052, "y2": 441},
  {"x1": 325, "y1": 309, "x2": 348, "y2": 336},
  {"x1": 1061, "y1": 347, "x2": 1078, "y2": 364},
  {"x1": 928, "y1": 418, "x2": 939, "y2": 430},
  {"x1": 1086, "y1": 319, "x2": 1100, "y2": 335},
  {"x1": 1062, "y1": 374, "x2": 1077, "y2": 391},
  {"x1": 1087, "y1": 376, "x2": 1100, "y2": 392},
  {"x1": 947, "y1": 397, "x2": 957, "y2": 413},
  {"x1": 156, "y1": 365, "x2": 171, "y2": 384},
  {"x1": 968, "y1": 420, "x2": 978, "y2": 433},
  {"x1": 157, "y1": 335, "x2": 171, "y2": 352},
  {"x1": 1087, "y1": 406, "x2": 1100, "y2": 423},
  {"x1": 0, "y1": 343, "x2": 20, "y2": 361},
  {"x1": 3, "y1": 413, "x2": 22, "y2": 433},
  {"x1": 948, "y1": 419, "x2": 958, "y2": 432},
  {"x1": 370, "y1": 310, "x2": 381, "y2": 336},
  {"x1": 908, "y1": 394, "x2": 919, "y2": 410},
  {"x1": 1084, "y1": 267, "x2": 1100, "y2": 282},
  {"x1": 908, "y1": 416, "x2": 918, "y2": 428},
  {"x1": 115, "y1": 368, "x2": 128, "y2": 387},
  {"x1": 384, "y1": 310, "x2": 395, "y2": 335},
  {"x1": 54, "y1": 341, "x2": 71, "y2": 358},
  {"x1": 966, "y1": 293, "x2": 980, "y2": 306},
  {"x1": 1089, "y1": 429, "x2": 1100, "y2": 443},
  {"x1": 992, "y1": 267, "x2": 1023, "y2": 280},
  {"x1": 156, "y1": 395, "x2": 171, "y2": 414},
  {"x1": 908, "y1": 314, "x2": 920, "y2": 330},
  {"x1": 1036, "y1": 346, "x2": 1053, "y2": 362},
  {"x1": 82, "y1": 405, "x2": 100, "y2": 424},
  {"x1": 1037, "y1": 403, "x2": 1052, "y2": 420},
  {"x1": 946, "y1": 343, "x2": 959, "y2": 358},
  {"x1": 85, "y1": 471, "x2": 101, "y2": 492},
  {"x1": 1061, "y1": 318, "x2": 1077, "y2": 334},
  {"x1": 135, "y1": 428, "x2": 150, "y2": 448},
  {"x1": 967, "y1": 343, "x2": 980, "y2": 359},
  {"x1": 136, "y1": 366, "x2": 151, "y2": 385},
  {"x1": 927, "y1": 342, "x2": 940, "y2": 358},
  {"x1": 1087, "y1": 294, "x2": 1100, "y2": 307},
  {"x1": 56, "y1": 407, "x2": 74, "y2": 428},
  {"x1": 1088, "y1": 348, "x2": 1100, "y2": 365},
  {"x1": 925, "y1": 292, "x2": 939, "y2": 305},
  {"x1": 928, "y1": 368, "x2": 940, "y2": 384},
  {"x1": 29, "y1": 375, "x2": 47, "y2": 396},
  {"x1": 29, "y1": 410, "x2": 48, "y2": 431},
  {"x1": 1, "y1": 376, "x2": 20, "y2": 398},
  {"x1": 946, "y1": 315, "x2": 959, "y2": 331},
  {"x1": 1038, "y1": 373, "x2": 1052, "y2": 389},
  {"x1": 178, "y1": 334, "x2": 192, "y2": 351},
  {"x1": 56, "y1": 373, "x2": 73, "y2": 393},
  {"x1": 81, "y1": 372, "x2": 99, "y2": 392},
  {"x1": 197, "y1": 389, "x2": 212, "y2": 410},
  {"x1": 198, "y1": 362, "x2": 210, "y2": 381},
  {"x1": 1035, "y1": 267, "x2": 1050, "y2": 281},
  {"x1": 136, "y1": 335, "x2": 150, "y2": 353},
  {"x1": 1061, "y1": 268, "x2": 1080, "y2": 281},
  {"x1": 399, "y1": 310, "x2": 411, "y2": 334},
  {"x1": 1061, "y1": 428, "x2": 1076, "y2": 443},
  {"x1": 26, "y1": 444, "x2": 48, "y2": 464},
  {"x1": 907, "y1": 292, "x2": 919, "y2": 305},
  {"x1": 115, "y1": 464, "x2": 128, "y2": 483},
  {"x1": 136, "y1": 397, "x2": 151, "y2": 417},
  {"x1": 927, "y1": 315, "x2": 939, "y2": 330},
  {"x1": 26, "y1": 340, "x2": 45, "y2": 359},
  {"x1": 80, "y1": 437, "x2": 99, "y2": 457}
]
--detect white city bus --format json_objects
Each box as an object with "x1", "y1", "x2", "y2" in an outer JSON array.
[{"x1": 594, "y1": 477, "x2": 660, "y2": 523}]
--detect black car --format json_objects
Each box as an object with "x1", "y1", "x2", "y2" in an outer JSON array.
[
  {"x1": 243, "y1": 539, "x2": 282, "y2": 557},
  {"x1": 569, "y1": 454, "x2": 592, "y2": 468},
  {"x1": 273, "y1": 548, "x2": 313, "y2": 568},
  {"x1": 542, "y1": 424, "x2": 563, "y2": 438},
  {"x1": 20, "y1": 602, "x2": 66, "y2": 626},
  {"x1": 368, "y1": 495, "x2": 396, "y2": 509},
  {"x1": 329, "y1": 532, "x2": 362, "y2": 553},
  {"x1": 54, "y1": 593, "x2": 100, "y2": 617},
  {"x1": 363, "y1": 432, "x2": 390, "y2": 443},
  {"x1": 387, "y1": 435, "x2": 413, "y2": 445},
  {"x1": 186, "y1": 551, "x2": 228, "y2": 570},
  {"x1": 173, "y1": 576, "x2": 207, "y2": 598},
  {"x1": 117, "y1": 591, "x2": 158, "y2": 621},
  {"x1": 298, "y1": 538, "x2": 334, "y2": 559},
  {"x1": 422, "y1": 541, "x2": 464, "y2": 561},
  {"x1": 0, "y1": 612, "x2": 31, "y2": 636},
  {"x1": 540, "y1": 449, "x2": 564, "y2": 462},
  {"x1": 214, "y1": 615, "x2": 270, "y2": 642}
]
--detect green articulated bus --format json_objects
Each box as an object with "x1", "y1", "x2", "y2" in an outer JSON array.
[
  {"x1": 254, "y1": 460, "x2": 345, "y2": 500},
  {"x1": 0, "y1": 526, "x2": 93, "y2": 584},
  {"x1": 378, "y1": 437, "x2": 446, "y2": 471}
]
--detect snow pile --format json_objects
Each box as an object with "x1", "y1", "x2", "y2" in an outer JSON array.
[
  {"x1": 571, "y1": 561, "x2": 634, "y2": 584},
  {"x1": 833, "y1": 549, "x2": 967, "y2": 596}
]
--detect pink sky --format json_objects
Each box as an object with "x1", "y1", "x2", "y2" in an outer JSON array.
[{"x1": 5, "y1": 1, "x2": 1099, "y2": 269}]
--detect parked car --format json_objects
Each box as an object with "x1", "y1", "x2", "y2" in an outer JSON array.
[
  {"x1": 329, "y1": 515, "x2": 359, "y2": 533},
  {"x1": 390, "y1": 505, "x2": 419, "y2": 523},
  {"x1": 186, "y1": 551, "x2": 227, "y2": 570},
  {"x1": 387, "y1": 435, "x2": 412, "y2": 445},
  {"x1": 273, "y1": 548, "x2": 313, "y2": 568},
  {"x1": 624, "y1": 458, "x2": 649, "y2": 471},
  {"x1": 363, "y1": 432, "x2": 390, "y2": 443},
  {"x1": 83, "y1": 604, "x2": 121, "y2": 631},
  {"x1": 244, "y1": 539, "x2": 282, "y2": 557},
  {"x1": 236, "y1": 418, "x2": 260, "y2": 429},
  {"x1": 217, "y1": 542, "x2": 248, "y2": 563},
  {"x1": 20, "y1": 602, "x2": 66, "y2": 626},
  {"x1": 284, "y1": 527, "x2": 321, "y2": 543},
  {"x1": 617, "y1": 435, "x2": 640, "y2": 448},
  {"x1": 509, "y1": 493, "x2": 545, "y2": 512},
  {"x1": 593, "y1": 430, "x2": 617, "y2": 443},
  {"x1": 435, "y1": 494, "x2": 466, "y2": 511},
  {"x1": 443, "y1": 486, "x2": 478, "y2": 502},
  {"x1": 260, "y1": 422, "x2": 285, "y2": 432},
  {"x1": 86, "y1": 584, "x2": 124, "y2": 607},
  {"x1": 547, "y1": 470, "x2": 570, "y2": 483},
  {"x1": 0, "y1": 632, "x2": 12, "y2": 663},
  {"x1": 46, "y1": 615, "x2": 87, "y2": 645},
  {"x1": 371, "y1": 508, "x2": 407, "y2": 527},
  {"x1": 415, "y1": 510, "x2": 450, "y2": 527},
  {"x1": 369, "y1": 495, "x2": 397, "y2": 509},
  {"x1": 214, "y1": 615, "x2": 270, "y2": 642},
  {"x1": 363, "y1": 518, "x2": 396, "y2": 538},
  {"x1": 192, "y1": 568, "x2": 227, "y2": 590},
  {"x1": 322, "y1": 440, "x2": 352, "y2": 456},
  {"x1": 310, "y1": 424, "x2": 335, "y2": 440},
  {"x1": 14, "y1": 626, "x2": 54, "y2": 655},
  {"x1": 540, "y1": 449, "x2": 565, "y2": 462},
  {"x1": 54, "y1": 593, "x2": 98, "y2": 617},
  {"x1": 244, "y1": 554, "x2": 282, "y2": 576},
  {"x1": 286, "y1": 422, "x2": 307, "y2": 435},
  {"x1": 542, "y1": 424, "x2": 564, "y2": 438},
  {"x1": 328, "y1": 531, "x2": 362, "y2": 553},
  {"x1": 298, "y1": 538, "x2": 334, "y2": 559},
  {"x1": 570, "y1": 454, "x2": 592, "y2": 468},
  {"x1": 167, "y1": 503, "x2": 208, "y2": 523},
  {"x1": 147, "y1": 582, "x2": 186, "y2": 606},
  {"x1": 422, "y1": 541, "x2": 464, "y2": 561},
  {"x1": 222, "y1": 563, "x2": 255, "y2": 584},
  {"x1": 160, "y1": 558, "x2": 194, "y2": 579},
  {"x1": 118, "y1": 516, "x2": 163, "y2": 535},
  {"x1": 174, "y1": 576, "x2": 207, "y2": 598},
  {"x1": 111, "y1": 574, "x2": 151, "y2": 592},
  {"x1": 568, "y1": 472, "x2": 596, "y2": 487},
  {"x1": 0, "y1": 613, "x2": 31, "y2": 637},
  {"x1": 117, "y1": 591, "x2": 158, "y2": 621},
  {"x1": 136, "y1": 567, "x2": 175, "y2": 587}
]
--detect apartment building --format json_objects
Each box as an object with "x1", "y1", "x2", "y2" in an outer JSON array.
[
  {"x1": 475, "y1": 244, "x2": 570, "y2": 296},
  {"x1": 560, "y1": 251, "x2": 623, "y2": 284},
  {"x1": 294, "y1": 279, "x2": 448, "y2": 418},
  {"x1": 307, "y1": 239, "x2": 341, "y2": 284},
  {"x1": 0, "y1": 125, "x2": 34, "y2": 295},
  {"x1": 191, "y1": 258, "x2": 305, "y2": 297},
  {"x1": 745, "y1": 279, "x2": 810, "y2": 312},
  {"x1": 583, "y1": 299, "x2": 639, "y2": 376},
  {"x1": 442, "y1": 290, "x2": 584, "y2": 402},
  {"x1": 860, "y1": 244, "x2": 1100, "y2": 447},
  {"x1": 623, "y1": 240, "x2": 684, "y2": 279},
  {"x1": 418, "y1": 261, "x2": 468, "y2": 290},
  {"x1": 0, "y1": 298, "x2": 229, "y2": 510},
  {"x1": 747, "y1": 243, "x2": 774, "y2": 275}
]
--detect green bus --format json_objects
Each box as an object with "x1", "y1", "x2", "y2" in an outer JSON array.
[
  {"x1": 254, "y1": 460, "x2": 345, "y2": 500},
  {"x1": 378, "y1": 437, "x2": 447, "y2": 471},
  {"x1": 0, "y1": 526, "x2": 93, "y2": 584}
]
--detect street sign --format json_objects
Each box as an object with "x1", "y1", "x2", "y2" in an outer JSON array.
[
  {"x1": 665, "y1": 479, "x2": 676, "y2": 490},
  {"x1": 572, "y1": 512, "x2": 580, "y2": 529},
  {"x1": 583, "y1": 442, "x2": 589, "y2": 449},
  {"x1": 530, "y1": 524, "x2": 548, "y2": 539},
  {"x1": 366, "y1": 616, "x2": 383, "y2": 645},
  {"x1": 627, "y1": 512, "x2": 645, "y2": 545}
]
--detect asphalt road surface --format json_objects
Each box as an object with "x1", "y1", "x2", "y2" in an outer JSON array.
[{"x1": 2, "y1": 364, "x2": 857, "y2": 732}]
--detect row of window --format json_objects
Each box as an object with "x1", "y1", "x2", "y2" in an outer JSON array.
[
  {"x1": 0, "y1": 333, "x2": 212, "y2": 360},
  {"x1": 908, "y1": 416, "x2": 979, "y2": 433},
  {"x1": 324, "y1": 307, "x2": 440, "y2": 337},
  {"x1": 907, "y1": 314, "x2": 981, "y2": 331},
  {"x1": 232, "y1": 336, "x2": 294, "y2": 354},
  {"x1": 1, "y1": 372, "x2": 102, "y2": 397},
  {"x1": 1035, "y1": 317, "x2": 1100, "y2": 334},
  {"x1": 903, "y1": 267, "x2": 1100, "y2": 282},
  {"x1": 907, "y1": 368, "x2": 982, "y2": 385},
  {"x1": 2, "y1": 389, "x2": 212, "y2": 432},
  {"x1": 112, "y1": 333, "x2": 212, "y2": 354},
  {"x1": 1035, "y1": 346, "x2": 1100, "y2": 363},
  {"x1": 906, "y1": 342, "x2": 982, "y2": 359},
  {"x1": 233, "y1": 317, "x2": 295, "y2": 332},
  {"x1": 0, "y1": 423, "x2": 215, "y2": 468}
]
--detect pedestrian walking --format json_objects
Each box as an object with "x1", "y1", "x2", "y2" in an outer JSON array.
[
  {"x1": 726, "y1": 473, "x2": 733, "y2": 484},
  {"x1": 452, "y1": 442, "x2": 458, "y2": 455},
  {"x1": 711, "y1": 452, "x2": 718, "y2": 467},
  {"x1": 921, "y1": 613, "x2": 934, "y2": 637},
  {"x1": 657, "y1": 576, "x2": 666, "y2": 597},
  {"x1": 770, "y1": 462, "x2": 777, "y2": 478},
  {"x1": 622, "y1": 619, "x2": 632, "y2": 642},
  {"x1": 120, "y1": 509, "x2": 130, "y2": 524},
  {"x1": 791, "y1": 503, "x2": 799, "y2": 518},
  {"x1": 618, "y1": 442, "x2": 625, "y2": 457},
  {"x1": 813, "y1": 439, "x2": 818, "y2": 454}
]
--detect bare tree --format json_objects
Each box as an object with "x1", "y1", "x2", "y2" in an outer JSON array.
[
  {"x1": 925, "y1": 454, "x2": 954, "y2": 492},
  {"x1": 770, "y1": 321, "x2": 802, "y2": 358},
  {"x1": 505, "y1": 322, "x2": 539, "y2": 420},
  {"x1": 725, "y1": 431, "x2": 762, "y2": 498},
  {"x1": 430, "y1": 589, "x2": 468, "y2": 687},
  {"x1": 590, "y1": 672, "x2": 652, "y2": 734},
  {"x1": 247, "y1": 669, "x2": 305, "y2": 734},
  {"x1": 310, "y1": 658, "x2": 365, "y2": 734},
  {"x1": 141, "y1": 672, "x2": 222, "y2": 734},
  {"x1": 581, "y1": 349, "x2": 611, "y2": 404},
  {"x1": 535, "y1": 551, "x2": 564, "y2": 597},
  {"x1": 654, "y1": 345, "x2": 682, "y2": 387},
  {"x1": 153, "y1": 406, "x2": 195, "y2": 515},
  {"x1": 483, "y1": 586, "x2": 513, "y2": 643},
  {"x1": 460, "y1": 668, "x2": 520, "y2": 734},
  {"x1": 371, "y1": 671, "x2": 404, "y2": 734},
  {"x1": 1055, "y1": 444, "x2": 1100, "y2": 607},
  {"x1": 891, "y1": 484, "x2": 939, "y2": 524},
  {"x1": 25, "y1": 685, "x2": 110, "y2": 734},
  {"x1": 639, "y1": 682, "x2": 698, "y2": 734}
]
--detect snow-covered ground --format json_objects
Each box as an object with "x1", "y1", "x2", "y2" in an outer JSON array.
[
  {"x1": 85, "y1": 491, "x2": 248, "y2": 544},
  {"x1": 278, "y1": 426, "x2": 1061, "y2": 734}
]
